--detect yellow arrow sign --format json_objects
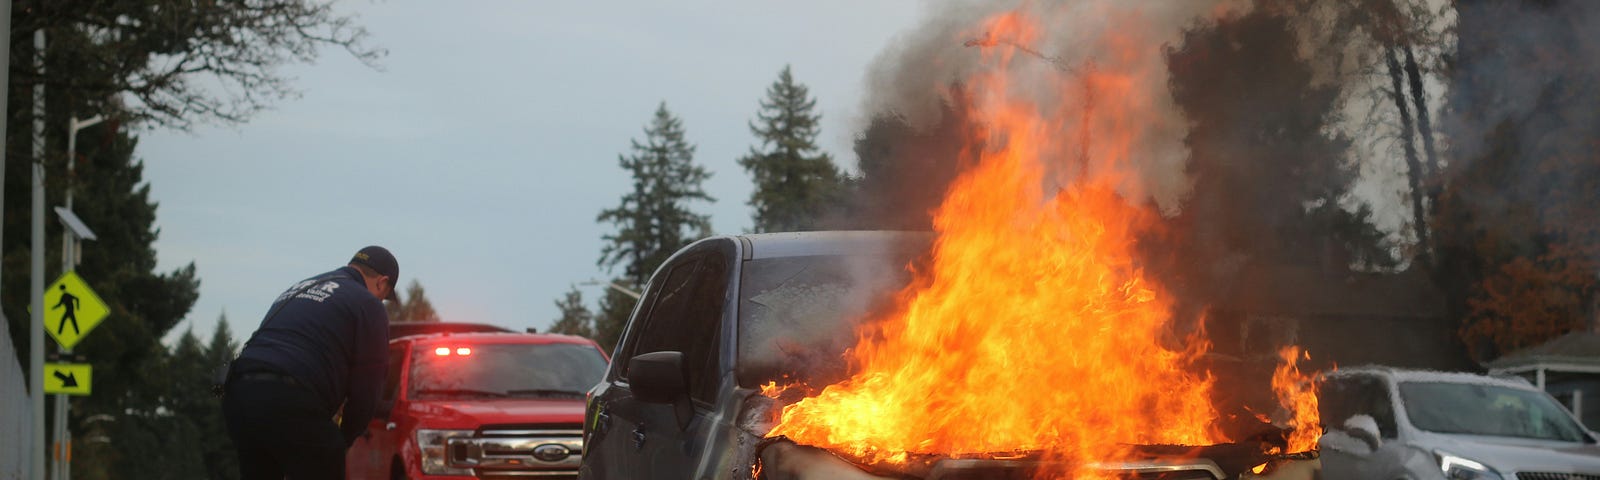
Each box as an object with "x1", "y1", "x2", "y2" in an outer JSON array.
[
  {"x1": 44, "y1": 271, "x2": 110, "y2": 350},
  {"x1": 44, "y1": 363, "x2": 91, "y2": 396}
]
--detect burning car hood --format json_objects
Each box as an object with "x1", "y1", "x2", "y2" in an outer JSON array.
[
  {"x1": 755, "y1": 436, "x2": 1296, "y2": 480},
  {"x1": 407, "y1": 398, "x2": 585, "y2": 428},
  {"x1": 1431, "y1": 434, "x2": 1600, "y2": 473}
]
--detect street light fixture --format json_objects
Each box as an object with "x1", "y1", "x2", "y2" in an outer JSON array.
[
  {"x1": 580, "y1": 279, "x2": 641, "y2": 299},
  {"x1": 62, "y1": 114, "x2": 103, "y2": 270}
]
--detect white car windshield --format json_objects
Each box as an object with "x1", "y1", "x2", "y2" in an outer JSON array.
[{"x1": 1399, "y1": 381, "x2": 1588, "y2": 442}]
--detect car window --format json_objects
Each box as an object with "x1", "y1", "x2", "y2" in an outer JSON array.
[
  {"x1": 1319, "y1": 375, "x2": 1399, "y2": 438},
  {"x1": 684, "y1": 254, "x2": 729, "y2": 401},
  {"x1": 409, "y1": 343, "x2": 608, "y2": 399},
  {"x1": 621, "y1": 253, "x2": 727, "y2": 403},
  {"x1": 384, "y1": 344, "x2": 406, "y2": 402},
  {"x1": 611, "y1": 259, "x2": 694, "y2": 379},
  {"x1": 1399, "y1": 381, "x2": 1586, "y2": 442}
]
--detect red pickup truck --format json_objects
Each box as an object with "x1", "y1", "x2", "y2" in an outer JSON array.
[{"x1": 346, "y1": 323, "x2": 609, "y2": 479}]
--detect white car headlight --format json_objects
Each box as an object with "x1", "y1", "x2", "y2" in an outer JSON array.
[
  {"x1": 417, "y1": 429, "x2": 475, "y2": 476},
  {"x1": 1437, "y1": 451, "x2": 1503, "y2": 480}
]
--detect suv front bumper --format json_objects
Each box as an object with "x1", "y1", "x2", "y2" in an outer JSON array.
[{"x1": 444, "y1": 428, "x2": 583, "y2": 479}]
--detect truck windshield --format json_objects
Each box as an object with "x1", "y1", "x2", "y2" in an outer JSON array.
[
  {"x1": 410, "y1": 343, "x2": 607, "y2": 400},
  {"x1": 1399, "y1": 381, "x2": 1588, "y2": 442},
  {"x1": 736, "y1": 253, "x2": 921, "y2": 389}
]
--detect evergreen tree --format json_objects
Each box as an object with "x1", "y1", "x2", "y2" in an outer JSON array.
[
  {"x1": 394, "y1": 279, "x2": 441, "y2": 323},
  {"x1": 592, "y1": 286, "x2": 635, "y2": 354},
  {"x1": 739, "y1": 65, "x2": 845, "y2": 232},
  {"x1": 592, "y1": 102, "x2": 713, "y2": 351},
  {"x1": 143, "y1": 329, "x2": 210, "y2": 479},
  {"x1": 547, "y1": 286, "x2": 594, "y2": 339},
  {"x1": 201, "y1": 315, "x2": 241, "y2": 479}
]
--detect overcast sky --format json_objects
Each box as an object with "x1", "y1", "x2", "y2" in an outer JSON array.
[{"x1": 144, "y1": 1, "x2": 925, "y2": 345}]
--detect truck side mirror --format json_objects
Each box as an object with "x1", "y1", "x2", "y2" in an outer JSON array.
[
  {"x1": 629, "y1": 351, "x2": 686, "y2": 404},
  {"x1": 1341, "y1": 414, "x2": 1383, "y2": 451}
]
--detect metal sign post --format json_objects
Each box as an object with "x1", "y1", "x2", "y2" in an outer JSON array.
[{"x1": 48, "y1": 206, "x2": 97, "y2": 480}]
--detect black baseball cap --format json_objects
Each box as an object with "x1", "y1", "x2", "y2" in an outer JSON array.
[{"x1": 350, "y1": 245, "x2": 399, "y2": 301}]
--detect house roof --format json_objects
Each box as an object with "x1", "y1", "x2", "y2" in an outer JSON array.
[{"x1": 1487, "y1": 331, "x2": 1600, "y2": 372}]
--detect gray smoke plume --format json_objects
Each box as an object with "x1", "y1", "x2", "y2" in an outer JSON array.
[{"x1": 847, "y1": 0, "x2": 1251, "y2": 223}]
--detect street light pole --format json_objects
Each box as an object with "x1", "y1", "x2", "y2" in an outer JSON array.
[
  {"x1": 63, "y1": 115, "x2": 102, "y2": 269},
  {"x1": 28, "y1": 27, "x2": 46, "y2": 480},
  {"x1": 50, "y1": 114, "x2": 101, "y2": 480},
  {"x1": 581, "y1": 279, "x2": 641, "y2": 300}
]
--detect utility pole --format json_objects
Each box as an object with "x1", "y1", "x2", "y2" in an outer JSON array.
[
  {"x1": 51, "y1": 115, "x2": 100, "y2": 480},
  {"x1": 29, "y1": 27, "x2": 47, "y2": 480},
  {"x1": 0, "y1": 0, "x2": 13, "y2": 312},
  {"x1": 0, "y1": 0, "x2": 14, "y2": 476}
]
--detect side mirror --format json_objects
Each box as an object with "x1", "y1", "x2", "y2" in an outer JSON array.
[
  {"x1": 629, "y1": 351, "x2": 686, "y2": 404},
  {"x1": 1341, "y1": 414, "x2": 1383, "y2": 451}
]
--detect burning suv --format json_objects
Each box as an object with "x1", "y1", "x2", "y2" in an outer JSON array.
[
  {"x1": 347, "y1": 323, "x2": 609, "y2": 479},
  {"x1": 580, "y1": 232, "x2": 1308, "y2": 480}
]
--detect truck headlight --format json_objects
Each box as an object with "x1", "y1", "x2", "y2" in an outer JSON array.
[
  {"x1": 417, "y1": 429, "x2": 474, "y2": 476},
  {"x1": 1437, "y1": 451, "x2": 1502, "y2": 480}
]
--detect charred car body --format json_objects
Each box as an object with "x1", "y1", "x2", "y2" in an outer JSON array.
[{"x1": 580, "y1": 231, "x2": 1299, "y2": 480}]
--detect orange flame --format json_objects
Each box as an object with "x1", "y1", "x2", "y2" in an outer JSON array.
[
  {"x1": 765, "y1": 10, "x2": 1228, "y2": 479},
  {"x1": 765, "y1": 6, "x2": 1320, "y2": 478},
  {"x1": 1272, "y1": 346, "x2": 1323, "y2": 453}
]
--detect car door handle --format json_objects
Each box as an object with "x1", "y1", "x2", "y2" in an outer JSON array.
[
  {"x1": 632, "y1": 423, "x2": 646, "y2": 450},
  {"x1": 385, "y1": 421, "x2": 396, "y2": 431}
]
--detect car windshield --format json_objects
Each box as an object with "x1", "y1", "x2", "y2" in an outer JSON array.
[
  {"x1": 736, "y1": 252, "x2": 922, "y2": 389},
  {"x1": 409, "y1": 343, "x2": 607, "y2": 399},
  {"x1": 1399, "y1": 381, "x2": 1587, "y2": 442}
]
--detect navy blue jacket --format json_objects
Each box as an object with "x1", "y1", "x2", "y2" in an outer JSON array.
[{"x1": 237, "y1": 266, "x2": 390, "y2": 445}]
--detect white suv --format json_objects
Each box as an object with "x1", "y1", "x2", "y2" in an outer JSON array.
[{"x1": 1318, "y1": 367, "x2": 1600, "y2": 480}]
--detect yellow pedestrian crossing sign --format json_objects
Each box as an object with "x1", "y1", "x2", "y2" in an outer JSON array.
[
  {"x1": 44, "y1": 363, "x2": 91, "y2": 395},
  {"x1": 44, "y1": 271, "x2": 109, "y2": 350}
]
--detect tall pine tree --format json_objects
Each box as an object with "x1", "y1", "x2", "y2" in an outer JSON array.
[
  {"x1": 393, "y1": 279, "x2": 441, "y2": 322},
  {"x1": 547, "y1": 286, "x2": 594, "y2": 339},
  {"x1": 739, "y1": 65, "x2": 844, "y2": 232},
  {"x1": 592, "y1": 102, "x2": 712, "y2": 351},
  {"x1": 201, "y1": 315, "x2": 241, "y2": 479}
]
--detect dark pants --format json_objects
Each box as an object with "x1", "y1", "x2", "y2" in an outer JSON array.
[{"x1": 223, "y1": 376, "x2": 346, "y2": 480}]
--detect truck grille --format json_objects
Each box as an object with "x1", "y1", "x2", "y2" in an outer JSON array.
[
  {"x1": 446, "y1": 427, "x2": 583, "y2": 479},
  {"x1": 1519, "y1": 474, "x2": 1600, "y2": 480}
]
